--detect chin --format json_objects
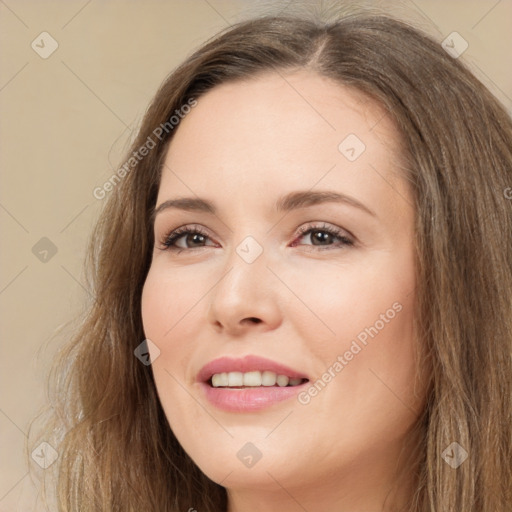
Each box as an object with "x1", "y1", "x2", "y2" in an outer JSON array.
[{"x1": 178, "y1": 432, "x2": 303, "y2": 490}]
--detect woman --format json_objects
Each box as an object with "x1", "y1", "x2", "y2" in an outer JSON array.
[{"x1": 31, "y1": 6, "x2": 512, "y2": 512}]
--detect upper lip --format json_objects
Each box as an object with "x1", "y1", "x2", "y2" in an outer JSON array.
[{"x1": 197, "y1": 355, "x2": 309, "y2": 383}]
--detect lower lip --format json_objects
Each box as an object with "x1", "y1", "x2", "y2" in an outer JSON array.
[{"x1": 199, "y1": 381, "x2": 308, "y2": 412}]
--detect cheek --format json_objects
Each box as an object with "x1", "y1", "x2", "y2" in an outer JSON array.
[
  {"x1": 141, "y1": 264, "x2": 209, "y2": 342},
  {"x1": 288, "y1": 246, "x2": 419, "y2": 427},
  {"x1": 140, "y1": 266, "x2": 204, "y2": 400},
  {"x1": 140, "y1": 267, "x2": 204, "y2": 424},
  {"x1": 279, "y1": 247, "x2": 415, "y2": 353}
]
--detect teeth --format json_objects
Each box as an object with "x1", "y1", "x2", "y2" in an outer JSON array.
[
  {"x1": 228, "y1": 372, "x2": 243, "y2": 387},
  {"x1": 243, "y1": 371, "x2": 261, "y2": 386},
  {"x1": 276, "y1": 375, "x2": 289, "y2": 387},
  {"x1": 261, "y1": 370, "x2": 276, "y2": 386},
  {"x1": 211, "y1": 373, "x2": 229, "y2": 387},
  {"x1": 210, "y1": 370, "x2": 305, "y2": 388}
]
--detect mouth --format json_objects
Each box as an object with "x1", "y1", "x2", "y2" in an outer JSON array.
[{"x1": 197, "y1": 355, "x2": 310, "y2": 412}]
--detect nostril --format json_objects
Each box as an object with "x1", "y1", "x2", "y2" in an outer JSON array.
[{"x1": 247, "y1": 317, "x2": 262, "y2": 324}]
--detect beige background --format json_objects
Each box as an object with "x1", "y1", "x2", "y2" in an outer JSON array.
[{"x1": 1, "y1": 0, "x2": 511, "y2": 509}]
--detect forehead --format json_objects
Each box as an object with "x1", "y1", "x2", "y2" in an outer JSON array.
[{"x1": 159, "y1": 70, "x2": 408, "y2": 213}]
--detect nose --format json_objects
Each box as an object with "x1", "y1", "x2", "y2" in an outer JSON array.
[{"x1": 207, "y1": 243, "x2": 283, "y2": 336}]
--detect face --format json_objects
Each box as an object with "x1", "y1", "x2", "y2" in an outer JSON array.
[{"x1": 141, "y1": 70, "x2": 423, "y2": 506}]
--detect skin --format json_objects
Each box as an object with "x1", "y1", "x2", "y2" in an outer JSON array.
[{"x1": 141, "y1": 69, "x2": 426, "y2": 511}]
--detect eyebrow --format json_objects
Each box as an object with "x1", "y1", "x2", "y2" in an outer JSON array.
[{"x1": 152, "y1": 190, "x2": 376, "y2": 220}]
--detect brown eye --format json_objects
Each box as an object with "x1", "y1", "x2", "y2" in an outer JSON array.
[
  {"x1": 294, "y1": 224, "x2": 354, "y2": 250},
  {"x1": 181, "y1": 232, "x2": 207, "y2": 248},
  {"x1": 309, "y1": 230, "x2": 335, "y2": 245},
  {"x1": 161, "y1": 226, "x2": 216, "y2": 251}
]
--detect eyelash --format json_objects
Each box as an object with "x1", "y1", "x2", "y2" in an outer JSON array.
[
  {"x1": 293, "y1": 224, "x2": 354, "y2": 250},
  {"x1": 159, "y1": 223, "x2": 354, "y2": 254}
]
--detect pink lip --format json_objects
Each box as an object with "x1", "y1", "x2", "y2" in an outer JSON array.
[
  {"x1": 196, "y1": 355, "x2": 310, "y2": 413},
  {"x1": 199, "y1": 382, "x2": 309, "y2": 412},
  {"x1": 196, "y1": 355, "x2": 309, "y2": 383}
]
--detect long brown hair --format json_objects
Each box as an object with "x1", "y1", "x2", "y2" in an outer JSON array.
[{"x1": 30, "y1": 6, "x2": 512, "y2": 511}]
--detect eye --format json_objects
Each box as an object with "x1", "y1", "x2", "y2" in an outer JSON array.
[
  {"x1": 159, "y1": 225, "x2": 217, "y2": 252},
  {"x1": 291, "y1": 223, "x2": 354, "y2": 250},
  {"x1": 158, "y1": 222, "x2": 354, "y2": 254}
]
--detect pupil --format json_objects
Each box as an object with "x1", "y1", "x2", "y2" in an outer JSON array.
[
  {"x1": 188, "y1": 233, "x2": 205, "y2": 246},
  {"x1": 313, "y1": 230, "x2": 331, "y2": 245}
]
